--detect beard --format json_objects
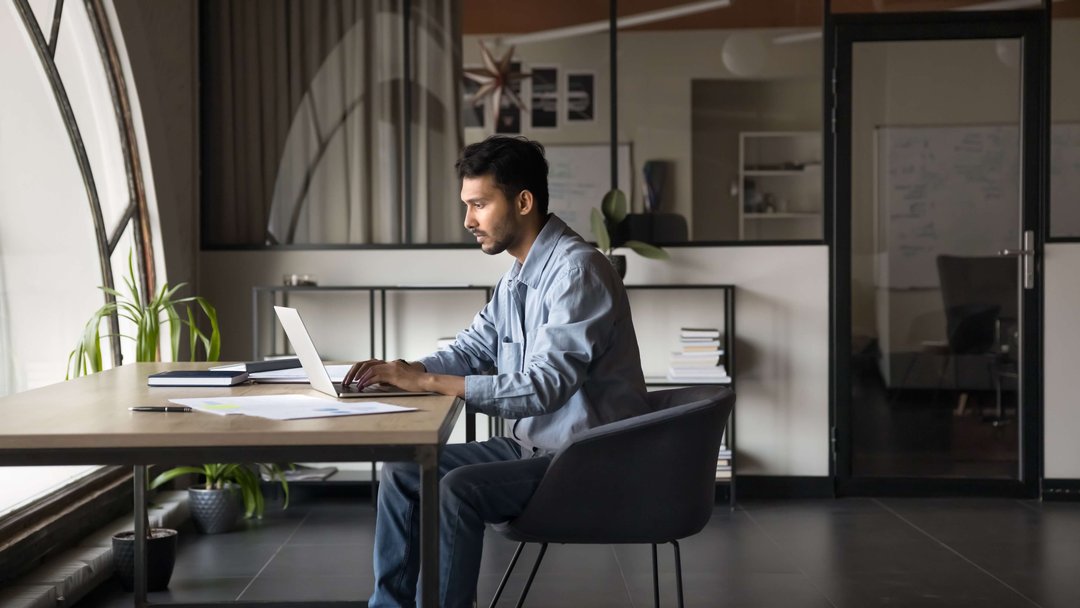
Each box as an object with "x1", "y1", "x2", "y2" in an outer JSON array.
[{"x1": 472, "y1": 217, "x2": 517, "y2": 256}]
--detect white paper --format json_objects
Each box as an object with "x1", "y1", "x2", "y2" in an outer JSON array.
[{"x1": 169, "y1": 395, "x2": 416, "y2": 420}]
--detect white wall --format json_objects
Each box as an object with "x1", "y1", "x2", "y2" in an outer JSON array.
[
  {"x1": 200, "y1": 245, "x2": 831, "y2": 477},
  {"x1": 1043, "y1": 243, "x2": 1080, "y2": 479}
]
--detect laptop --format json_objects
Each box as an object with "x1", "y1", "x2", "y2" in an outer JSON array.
[{"x1": 274, "y1": 306, "x2": 434, "y2": 398}]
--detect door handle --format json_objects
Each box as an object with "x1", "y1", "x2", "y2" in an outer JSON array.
[{"x1": 998, "y1": 230, "x2": 1035, "y2": 290}]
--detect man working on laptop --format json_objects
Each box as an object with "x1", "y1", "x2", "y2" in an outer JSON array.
[{"x1": 342, "y1": 135, "x2": 650, "y2": 608}]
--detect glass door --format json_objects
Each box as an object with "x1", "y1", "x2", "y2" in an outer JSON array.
[{"x1": 832, "y1": 13, "x2": 1044, "y2": 495}]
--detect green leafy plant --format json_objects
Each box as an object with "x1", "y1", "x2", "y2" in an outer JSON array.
[
  {"x1": 590, "y1": 188, "x2": 670, "y2": 260},
  {"x1": 66, "y1": 251, "x2": 220, "y2": 379},
  {"x1": 149, "y1": 463, "x2": 291, "y2": 519}
]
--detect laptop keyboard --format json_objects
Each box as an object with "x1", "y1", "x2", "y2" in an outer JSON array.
[{"x1": 336, "y1": 383, "x2": 401, "y2": 394}]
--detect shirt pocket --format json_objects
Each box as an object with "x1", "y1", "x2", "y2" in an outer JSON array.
[{"x1": 498, "y1": 341, "x2": 524, "y2": 373}]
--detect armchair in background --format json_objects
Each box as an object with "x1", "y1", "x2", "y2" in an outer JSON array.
[{"x1": 935, "y1": 255, "x2": 1018, "y2": 423}]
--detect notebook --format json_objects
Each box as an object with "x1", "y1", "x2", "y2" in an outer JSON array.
[{"x1": 273, "y1": 306, "x2": 433, "y2": 399}]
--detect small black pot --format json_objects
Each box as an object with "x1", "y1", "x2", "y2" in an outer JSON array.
[
  {"x1": 606, "y1": 254, "x2": 627, "y2": 279},
  {"x1": 112, "y1": 528, "x2": 178, "y2": 592},
  {"x1": 188, "y1": 484, "x2": 243, "y2": 534}
]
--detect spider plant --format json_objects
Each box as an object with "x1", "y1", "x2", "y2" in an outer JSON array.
[
  {"x1": 66, "y1": 250, "x2": 220, "y2": 378},
  {"x1": 149, "y1": 463, "x2": 291, "y2": 519}
]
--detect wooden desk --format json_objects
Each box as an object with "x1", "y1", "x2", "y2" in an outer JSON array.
[{"x1": 0, "y1": 362, "x2": 463, "y2": 608}]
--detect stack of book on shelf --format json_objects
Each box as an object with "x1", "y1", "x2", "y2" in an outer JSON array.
[
  {"x1": 666, "y1": 327, "x2": 730, "y2": 384},
  {"x1": 716, "y1": 444, "x2": 733, "y2": 480}
]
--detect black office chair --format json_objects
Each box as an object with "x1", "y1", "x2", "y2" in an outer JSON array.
[
  {"x1": 488, "y1": 386, "x2": 735, "y2": 608},
  {"x1": 936, "y1": 255, "x2": 1018, "y2": 422}
]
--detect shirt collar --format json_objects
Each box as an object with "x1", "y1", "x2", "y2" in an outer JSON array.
[{"x1": 512, "y1": 214, "x2": 566, "y2": 289}]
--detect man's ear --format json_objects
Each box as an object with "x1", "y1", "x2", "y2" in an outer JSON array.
[{"x1": 517, "y1": 190, "x2": 535, "y2": 216}]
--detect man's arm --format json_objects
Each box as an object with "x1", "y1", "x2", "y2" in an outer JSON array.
[{"x1": 465, "y1": 266, "x2": 616, "y2": 419}]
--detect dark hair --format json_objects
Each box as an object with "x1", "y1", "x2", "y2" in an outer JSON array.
[{"x1": 456, "y1": 136, "x2": 549, "y2": 215}]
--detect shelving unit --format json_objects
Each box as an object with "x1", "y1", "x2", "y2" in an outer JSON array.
[
  {"x1": 625, "y1": 284, "x2": 736, "y2": 507},
  {"x1": 739, "y1": 131, "x2": 823, "y2": 241}
]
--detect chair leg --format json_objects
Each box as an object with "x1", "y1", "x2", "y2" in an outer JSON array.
[
  {"x1": 672, "y1": 540, "x2": 684, "y2": 608},
  {"x1": 489, "y1": 542, "x2": 526, "y2": 608},
  {"x1": 651, "y1": 544, "x2": 660, "y2": 608},
  {"x1": 514, "y1": 542, "x2": 548, "y2": 608}
]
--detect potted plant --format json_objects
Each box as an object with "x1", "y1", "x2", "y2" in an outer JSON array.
[
  {"x1": 590, "y1": 188, "x2": 669, "y2": 278},
  {"x1": 149, "y1": 463, "x2": 291, "y2": 534},
  {"x1": 67, "y1": 250, "x2": 220, "y2": 377},
  {"x1": 67, "y1": 250, "x2": 221, "y2": 590}
]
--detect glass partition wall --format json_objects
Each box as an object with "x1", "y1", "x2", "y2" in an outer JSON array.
[{"x1": 200, "y1": 0, "x2": 827, "y2": 247}]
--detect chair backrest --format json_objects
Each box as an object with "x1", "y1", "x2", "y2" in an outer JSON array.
[
  {"x1": 505, "y1": 386, "x2": 735, "y2": 545},
  {"x1": 936, "y1": 255, "x2": 1017, "y2": 354}
]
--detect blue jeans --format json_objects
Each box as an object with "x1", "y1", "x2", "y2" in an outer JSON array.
[{"x1": 369, "y1": 436, "x2": 552, "y2": 608}]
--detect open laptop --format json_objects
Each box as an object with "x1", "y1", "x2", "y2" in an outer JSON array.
[{"x1": 274, "y1": 306, "x2": 433, "y2": 398}]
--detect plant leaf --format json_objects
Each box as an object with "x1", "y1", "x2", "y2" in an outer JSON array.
[
  {"x1": 590, "y1": 208, "x2": 610, "y2": 254},
  {"x1": 623, "y1": 239, "x2": 670, "y2": 260},
  {"x1": 601, "y1": 188, "x2": 628, "y2": 223}
]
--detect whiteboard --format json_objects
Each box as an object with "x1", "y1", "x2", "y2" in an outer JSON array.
[
  {"x1": 875, "y1": 125, "x2": 1020, "y2": 289},
  {"x1": 545, "y1": 144, "x2": 632, "y2": 240}
]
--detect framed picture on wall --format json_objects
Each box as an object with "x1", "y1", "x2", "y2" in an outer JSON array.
[
  {"x1": 462, "y1": 65, "x2": 485, "y2": 129},
  {"x1": 530, "y1": 66, "x2": 559, "y2": 129},
  {"x1": 566, "y1": 72, "x2": 595, "y2": 122}
]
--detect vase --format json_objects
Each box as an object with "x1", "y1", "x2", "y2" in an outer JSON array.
[
  {"x1": 112, "y1": 528, "x2": 178, "y2": 592},
  {"x1": 606, "y1": 254, "x2": 627, "y2": 279},
  {"x1": 188, "y1": 484, "x2": 243, "y2": 534}
]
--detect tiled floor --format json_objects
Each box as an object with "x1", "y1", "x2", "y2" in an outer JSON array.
[{"x1": 77, "y1": 496, "x2": 1080, "y2": 607}]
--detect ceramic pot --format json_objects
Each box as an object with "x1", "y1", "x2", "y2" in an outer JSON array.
[
  {"x1": 111, "y1": 528, "x2": 178, "y2": 592},
  {"x1": 188, "y1": 484, "x2": 242, "y2": 534},
  {"x1": 607, "y1": 254, "x2": 627, "y2": 279}
]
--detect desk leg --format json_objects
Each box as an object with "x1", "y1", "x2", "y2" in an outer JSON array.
[
  {"x1": 133, "y1": 465, "x2": 148, "y2": 608},
  {"x1": 418, "y1": 445, "x2": 439, "y2": 608}
]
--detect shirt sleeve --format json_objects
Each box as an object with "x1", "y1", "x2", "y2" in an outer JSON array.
[
  {"x1": 465, "y1": 265, "x2": 615, "y2": 419},
  {"x1": 416, "y1": 280, "x2": 503, "y2": 376}
]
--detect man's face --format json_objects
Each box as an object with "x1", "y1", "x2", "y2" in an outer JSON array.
[{"x1": 461, "y1": 175, "x2": 522, "y2": 256}]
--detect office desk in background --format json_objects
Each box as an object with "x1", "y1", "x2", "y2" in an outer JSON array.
[{"x1": 0, "y1": 362, "x2": 463, "y2": 608}]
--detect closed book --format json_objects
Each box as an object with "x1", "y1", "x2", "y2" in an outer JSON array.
[
  {"x1": 147, "y1": 370, "x2": 249, "y2": 387},
  {"x1": 680, "y1": 327, "x2": 720, "y2": 339}
]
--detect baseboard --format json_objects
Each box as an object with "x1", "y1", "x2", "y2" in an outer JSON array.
[
  {"x1": 1042, "y1": 479, "x2": 1080, "y2": 501},
  {"x1": 731, "y1": 476, "x2": 834, "y2": 500}
]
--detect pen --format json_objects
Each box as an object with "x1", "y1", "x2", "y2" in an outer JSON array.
[{"x1": 129, "y1": 406, "x2": 192, "y2": 413}]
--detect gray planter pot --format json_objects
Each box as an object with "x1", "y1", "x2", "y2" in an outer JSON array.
[{"x1": 188, "y1": 484, "x2": 242, "y2": 534}]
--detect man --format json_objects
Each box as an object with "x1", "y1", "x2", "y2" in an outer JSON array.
[{"x1": 343, "y1": 135, "x2": 649, "y2": 608}]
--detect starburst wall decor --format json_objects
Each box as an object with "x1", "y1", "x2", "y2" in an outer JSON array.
[{"x1": 463, "y1": 41, "x2": 531, "y2": 124}]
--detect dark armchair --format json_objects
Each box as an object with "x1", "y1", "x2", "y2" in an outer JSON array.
[{"x1": 488, "y1": 386, "x2": 736, "y2": 608}]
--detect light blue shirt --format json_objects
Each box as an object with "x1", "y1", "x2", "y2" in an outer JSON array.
[{"x1": 418, "y1": 214, "x2": 649, "y2": 454}]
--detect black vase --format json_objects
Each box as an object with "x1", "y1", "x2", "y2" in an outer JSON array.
[
  {"x1": 112, "y1": 528, "x2": 178, "y2": 592},
  {"x1": 606, "y1": 254, "x2": 627, "y2": 279}
]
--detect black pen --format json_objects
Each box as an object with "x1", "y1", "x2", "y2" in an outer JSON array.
[{"x1": 129, "y1": 406, "x2": 192, "y2": 413}]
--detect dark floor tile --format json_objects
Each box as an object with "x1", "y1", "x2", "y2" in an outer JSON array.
[
  {"x1": 257, "y1": 543, "x2": 373, "y2": 581},
  {"x1": 626, "y1": 571, "x2": 834, "y2": 608},
  {"x1": 817, "y1": 566, "x2": 1041, "y2": 608},
  {"x1": 169, "y1": 541, "x2": 283, "y2": 579},
  {"x1": 239, "y1": 575, "x2": 369, "y2": 602}
]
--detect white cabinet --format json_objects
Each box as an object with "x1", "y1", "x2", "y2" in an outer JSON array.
[{"x1": 738, "y1": 131, "x2": 823, "y2": 241}]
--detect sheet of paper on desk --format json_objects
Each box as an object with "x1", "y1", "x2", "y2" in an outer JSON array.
[
  {"x1": 208, "y1": 364, "x2": 353, "y2": 383},
  {"x1": 168, "y1": 395, "x2": 416, "y2": 420}
]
